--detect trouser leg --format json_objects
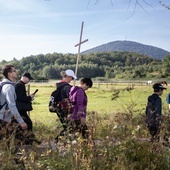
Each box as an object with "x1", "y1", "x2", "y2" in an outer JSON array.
[
  {"x1": 149, "y1": 126, "x2": 160, "y2": 141},
  {"x1": 72, "y1": 120, "x2": 89, "y2": 139},
  {"x1": 55, "y1": 111, "x2": 68, "y2": 142},
  {"x1": 19, "y1": 111, "x2": 33, "y2": 131}
]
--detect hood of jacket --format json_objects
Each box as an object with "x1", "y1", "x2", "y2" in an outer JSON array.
[
  {"x1": 69, "y1": 86, "x2": 81, "y2": 96},
  {"x1": 148, "y1": 93, "x2": 159, "y2": 103},
  {"x1": 56, "y1": 82, "x2": 69, "y2": 88}
]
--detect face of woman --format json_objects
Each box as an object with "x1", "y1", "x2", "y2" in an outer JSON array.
[
  {"x1": 64, "y1": 76, "x2": 73, "y2": 83},
  {"x1": 80, "y1": 83, "x2": 89, "y2": 91}
]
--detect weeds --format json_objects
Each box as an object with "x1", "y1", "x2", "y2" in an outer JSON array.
[
  {"x1": 0, "y1": 84, "x2": 170, "y2": 169},
  {"x1": 0, "y1": 110, "x2": 170, "y2": 169}
]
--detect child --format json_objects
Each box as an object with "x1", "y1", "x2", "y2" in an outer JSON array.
[{"x1": 145, "y1": 82, "x2": 166, "y2": 142}]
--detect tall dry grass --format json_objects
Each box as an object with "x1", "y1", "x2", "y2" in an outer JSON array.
[{"x1": 0, "y1": 82, "x2": 170, "y2": 169}]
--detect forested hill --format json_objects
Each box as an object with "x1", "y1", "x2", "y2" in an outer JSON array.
[
  {"x1": 82, "y1": 40, "x2": 170, "y2": 60},
  {"x1": 1, "y1": 51, "x2": 169, "y2": 80}
]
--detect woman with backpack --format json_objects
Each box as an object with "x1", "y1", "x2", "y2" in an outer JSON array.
[{"x1": 54, "y1": 69, "x2": 77, "y2": 143}]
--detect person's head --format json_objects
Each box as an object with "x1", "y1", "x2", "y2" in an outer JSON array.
[
  {"x1": 79, "y1": 78, "x2": 93, "y2": 91},
  {"x1": 60, "y1": 69, "x2": 77, "y2": 83},
  {"x1": 21, "y1": 72, "x2": 34, "y2": 84},
  {"x1": 153, "y1": 83, "x2": 167, "y2": 96},
  {"x1": 2, "y1": 65, "x2": 17, "y2": 81}
]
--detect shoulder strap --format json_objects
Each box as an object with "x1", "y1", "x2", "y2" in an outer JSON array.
[
  {"x1": 57, "y1": 83, "x2": 71, "y2": 95},
  {"x1": 56, "y1": 83, "x2": 70, "y2": 100},
  {"x1": 0, "y1": 82, "x2": 14, "y2": 87},
  {"x1": 57, "y1": 83, "x2": 68, "y2": 90},
  {"x1": 0, "y1": 82, "x2": 14, "y2": 110}
]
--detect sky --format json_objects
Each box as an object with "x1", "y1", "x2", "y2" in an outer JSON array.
[{"x1": 0, "y1": 0, "x2": 169, "y2": 61}]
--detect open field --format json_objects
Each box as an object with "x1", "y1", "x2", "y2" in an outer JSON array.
[
  {"x1": 29, "y1": 82, "x2": 169, "y2": 127},
  {"x1": 28, "y1": 82, "x2": 170, "y2": 144},
  {"x1": 1, "y1": 82, "x2": 170, "y2": 169}
]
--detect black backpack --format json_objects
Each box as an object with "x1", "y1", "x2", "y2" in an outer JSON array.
[
  {"x1": 0, "y1": 82, "x2": 13, "y2": 110},
  {"x1": 49, "y1": 84, "x2": 68, "y2": 113}
]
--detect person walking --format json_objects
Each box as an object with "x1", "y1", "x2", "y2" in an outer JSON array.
[
  {"x1": 69, "y1": 78, "x2": 93, "y2": 139},
  {"x1": 54, "y1": 69, "x2": 77, "y2": 142},
  {"x1": 0, "y1": 65, "x2": 27, "y2": 140},
  {"x1": 145, "y1": 82, "x2": 166, "y2": 142},
  {"x1": 15, "y1": 72, "x2": 35, "y2": 131}
]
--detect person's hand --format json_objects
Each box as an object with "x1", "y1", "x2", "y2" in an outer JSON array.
[
  {"x1": 67, "y1": 114, "x2": 73, "y2": 121},
  {"x1": 20, "y1": 122, "x2": 28, "y2": 130},
  {"x1": 81, "y1": 117, "x2": 86, "y2": 125},
  {"x1": 30, "y1": 94, "x2": 35, "y2": 101},
  {"x1": 77, "y1": 111, "x2": 83, "y2": 117}
]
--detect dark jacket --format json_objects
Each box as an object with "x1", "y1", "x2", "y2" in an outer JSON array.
[
  {"x1": 56, "y1": 82, "x2": 72, "y2": 101},
  {"x1": 145, "y1": 93, "x2": 162, "y2": 127},
  {"x1": 15, "y1": 81, "x2": 32, "y2": 110},
  {"x1": 15, "y1": 81, "x2": 33, "y2": 112},
  {"x1": 69, "y1": 86, "x2": 87, "y2": 120}
]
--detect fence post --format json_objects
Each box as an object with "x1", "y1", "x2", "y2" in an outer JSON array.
[
  {"x1": 27, "y1": 84, "x2": 30, "y2": 117},
  {"x1": 98, "y1": 82, "x2": 100, "y2": 89}
]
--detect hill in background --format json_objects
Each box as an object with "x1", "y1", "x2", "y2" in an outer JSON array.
[{"x1": 82, "y1": 40, "x2": 170, "y2": 60}]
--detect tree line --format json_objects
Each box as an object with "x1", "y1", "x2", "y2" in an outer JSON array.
[{"x1": 0, "y1": 51, "x2": 170, "y2": 81}]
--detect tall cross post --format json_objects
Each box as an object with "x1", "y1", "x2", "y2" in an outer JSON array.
[
  {"x1": 74, "y1": 21, "x2": 88, "y2": 84},
  {"x1": 27, "y1": 84, "x2": 30, "y2": 116}
]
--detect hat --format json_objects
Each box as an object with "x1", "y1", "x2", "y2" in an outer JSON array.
[
  {"x1": 22, "y1": 72, "x2": 34, "y2": 80},
  {"x1": 153, "y1": 83, "x2": 167, "y2": 90},
  {"x1": 65, "y1": 69, "x2": 77, "y2": 79}
]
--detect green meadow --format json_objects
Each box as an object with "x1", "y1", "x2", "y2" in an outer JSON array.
[
  {"x1": 29, "y1": 82, "x2": 169, "y2": 141},
  {"x1": 30, "y1": 82, "x2": 169, "y2": 127},
  {"x1": 1, "y1": 82, "x2": 170, "y2": 169}
]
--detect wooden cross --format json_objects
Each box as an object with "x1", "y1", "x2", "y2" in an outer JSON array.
[{"x1": 74, "y1": 21, "x2": 88, "y2": 82}]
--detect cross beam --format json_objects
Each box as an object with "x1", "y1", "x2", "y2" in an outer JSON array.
[{"x1": 74, "y1": 22, "x2": 88, "y2": 81}]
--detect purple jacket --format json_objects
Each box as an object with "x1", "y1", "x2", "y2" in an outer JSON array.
[{"x1": 69, "y1": 86, "x2": 87, "y2": 120}]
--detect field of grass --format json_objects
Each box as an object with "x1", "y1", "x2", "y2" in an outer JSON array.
[
  {"x1": 1, "y1": 82, "x2": 170, "y2": 169},
  {"x1": 30, "y1": 82, "x2": 169, "y2": 127}
]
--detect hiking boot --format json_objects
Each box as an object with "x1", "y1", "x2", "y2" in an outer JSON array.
[{"x1": 54, "y1": 136, "x2": 59, "y2": 143}]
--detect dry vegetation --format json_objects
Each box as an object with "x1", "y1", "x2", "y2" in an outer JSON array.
[{"x1": 0, "y1": 82, "x2": 170, "y2": 169}]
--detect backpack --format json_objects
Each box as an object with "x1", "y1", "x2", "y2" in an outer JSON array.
[
  {"x1": 166, "y1": 93, "x2": 170, "y2": 104},
  {"x1": 49, "y1": 84, "x2": 71, "y2": 113},
  {"x1": 58, "y1": 98, "x2": 74, "y2": 116},
  {"x1": 0, "y1": 82, "x2": 13, "y2": 110}
]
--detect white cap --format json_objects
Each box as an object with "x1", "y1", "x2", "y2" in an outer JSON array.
[{"x1": 65, "y1": 69, "x2": 77, "y2": 79}]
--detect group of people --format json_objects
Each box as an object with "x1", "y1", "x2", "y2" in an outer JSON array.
[
  {"x1": 0, "y1": 65, "x2": 93, "y2": 145},
  {"x1": 53, "y1": 69, "x2": 93, "y2": 143},
  {"x1": 0, "y1": 65, "x2": 40, "y2": 144},
  {"x1": 1, "y1": 64, "x2": 167, "y2": 145}
]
